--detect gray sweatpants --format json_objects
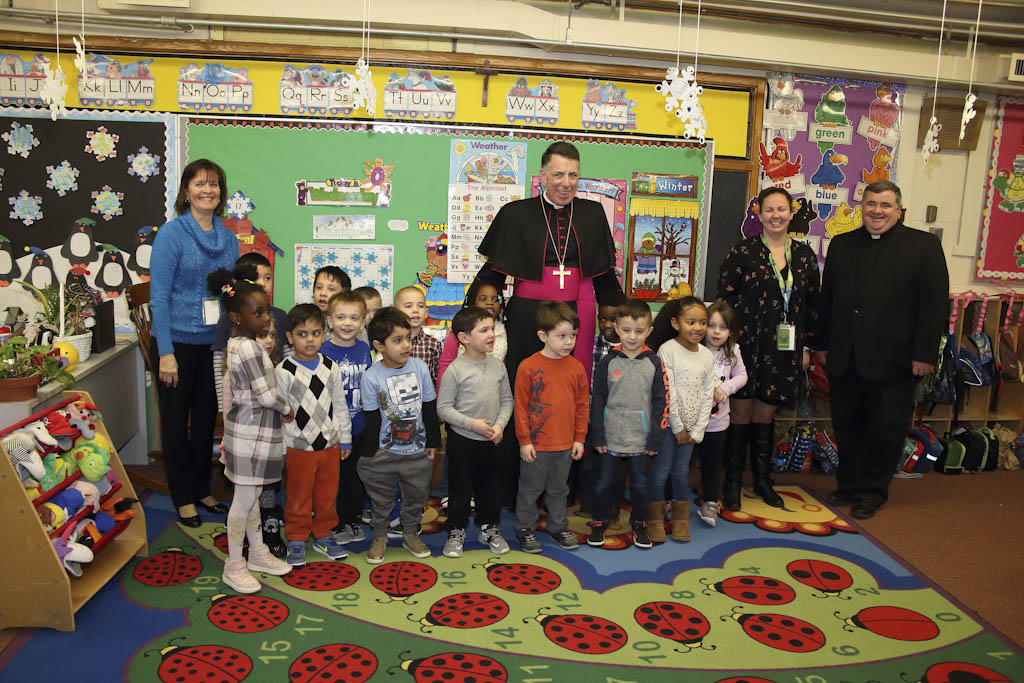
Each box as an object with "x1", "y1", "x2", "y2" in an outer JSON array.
[
  {"x1": 357, "y1": 449, "x2": 433, "y2": 539},
  {"x1": 514, "y1": 449, "x2": 572, "y2": 535}
]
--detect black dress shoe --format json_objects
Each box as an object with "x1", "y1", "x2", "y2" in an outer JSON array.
[
  {"x1": 196, "y1": 500, "x2": 229, "y2": 515},
  {"x1": 850, "y1": 499, "x2": 880, "y2": 520},
  {"x1": 177, "y1": 513, "x2": 202, "y2": 528},
  {"x1": 826, "y1": 490, "x2": 855, "y2": 507}
]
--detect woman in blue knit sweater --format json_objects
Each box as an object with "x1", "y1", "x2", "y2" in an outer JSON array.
[{"x1": 150, "y1": 159, "x2": 239, "y2": 526}]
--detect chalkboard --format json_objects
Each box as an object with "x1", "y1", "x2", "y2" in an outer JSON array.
[{"x1": 701, "y1": 168, "x2": 750, "y2": 300}]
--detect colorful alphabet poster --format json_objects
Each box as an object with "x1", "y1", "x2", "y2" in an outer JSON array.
[
  {"x1": 505, "y1": 77, "x2": 559, "y2": 125},
  {"x1": 755, "y1": 75, "x2": 904, "y2": 263},
  {"x1": 294, "y1": 243, "x2": 394, "y2": 305},
  {"x1": 976, "y1": 96, "x2": 1024, "y2": 281},
  {"x1": 446, "y1": 183, "x2": 525, "y2": 284}
]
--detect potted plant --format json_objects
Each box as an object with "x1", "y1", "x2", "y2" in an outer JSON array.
[
  {"x1": 18, "y1": 281, "x2": 95, "y2": 362},
  {"x1": 0, "y1": 335, "x2": 75, "y2": 402}
]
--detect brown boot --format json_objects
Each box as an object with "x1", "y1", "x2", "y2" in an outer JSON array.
[
  {"x1": 671, "y1": 500, "x2": 691, "y2": 542},
  {"x1": 647, "y1": 501, "x2": 667, "y2": 543}
]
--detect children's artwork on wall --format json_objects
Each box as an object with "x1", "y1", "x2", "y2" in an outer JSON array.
[
  {"x1": 627, "y1": 173, "x2": 700, "y2": 301},
  {"x1": 449, "y1": 139, "x2": 526, "y2": 185},
  {"x1": 4, "y1": 120, "x2": 40, "y2": 157},
  {"x1": 312, "y1": 214, "x2": 375, "y2": 240},
  {"x1": 294, "y1": 243, "x2": 394, "y2": 305},
  {"x1": 177, "y1": 62, "x2": 253, "y2": 113},
  {"x1": 447, "y1": 182, "x2": 525, "y2": 284},
  {"x1": 581, "y1": 79, "x2": 637, "y2": 131},
  {"x1": 762, "y1": 72, "x2": 807, "y2": 141},
  {"x1": 278, "y1": 63, "x2": 356, "y2": 116},
  {"x1": 505, "y1": 77, "x2": 559, "y2": 125},
  {"x1": 417, "y1": 232, "x2": 465, "y2": 326},
  {"x1": 126, "y1": 146, "x2": 160, "y2": 183},
  {"x1": 530, "y1": 176, "x2": 628, "y2": 279},
  {"x1": 77, "y1": 54, "x2": 155, "y2": 108},
  {"x1": 762, "y1": 75, "x2": 903, "y2": 261},
  {"x1": 977, "y1": 96, "x2": 1024, "y2": 281},
  {"x1": 383, "y1": 68, "x2": 457, "y2": 121},
  {"x1": 0, "y1": 53, "x2": 50, "y2": 107}
]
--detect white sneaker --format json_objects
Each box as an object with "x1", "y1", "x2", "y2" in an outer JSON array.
[
  {"x1": 222, "y1": 558, "x2": 261, "y2": 593},
  {"x1": 333, "y1": 523, "x2": 365, "y2": 544},
  {"x1": 443, "y1": 528, "x2": 466, "y2": 558},
  {"x1": 699, "y1": 501, "x2": 720, "y2": 527},
  {"x1": 479, "y1": 524, "x2": 510, "y2": 554},
  {"x1": 246, "y1": 544, "x2": 292, "y2": 576}
]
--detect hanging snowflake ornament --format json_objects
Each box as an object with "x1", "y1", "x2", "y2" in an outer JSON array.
[
  {"x1": 73, "y1": 37, "x2": 87, "y2": 81},
  {"x1": 921, "y1": 117, "x2": 941, "y2": 164},
  {"x1": 656, "y1": 66, "x2": 707, "y2": 143},
  {"x1": 126, "y1": 146, "x2": 161, "y2": 183},
  {"x1": 46, "y1": 160, "x2": 80, "y2": 196},
  {"x1": 0, "y1": 167, "x2": 5, "y2": 192},
  {"x1": 3, "y1": 122, "x2": 40, "y2": 158},
  {"x1": 39, "y1": 62, "x2": 69, "y2": 121},
  {"x1": 353, "y1": 57, "x2": 377, "y2": 117},
  {"x1": 960, "y1": 93, "x2": 977, "y2": 142},
  {"x1": 90, "y1": 185, "x2": 124, "y2": 221},
  {"x1": 84, "y1": 126, "x2": 119, "y2": 161},
  {"x1": 9, "y1": 190, "x2": 43, "y2": 226},
  {"x1": 225, "y1": 190, "x2": 256, "y2": 220}
]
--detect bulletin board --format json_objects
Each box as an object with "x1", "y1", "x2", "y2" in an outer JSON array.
[{"x1": 184, "y1": 118, "x2": 713, "y2": 318}]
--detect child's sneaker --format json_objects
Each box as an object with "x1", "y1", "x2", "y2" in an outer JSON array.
[
  {"x1": 439, "y1": 495, "x2": 449, "y2": 513},
  {"x1": 479, "y1": 524, "x2": 509, "y2": 554},
  {"x1": 386, "y1": 517, "x2": 404, "y2": 539},
  {"x1": 222, "y1": 558, "x2": 260, "y2": 593},
  {"x1": 313, "y1": 535, "x2": 349, "y2": 560},
  {"x1": 551, "y1": 530, "x2": 579, "y2": 550},
  {"x1": 333, "y1": 523, "x2": 366, "y2": 545},
  {"x1": 443, "y1": 528, "x2": 466, "y2": 558},
  {"x1": 286, "y1": 542, "x2": 307, "y2": 567},
  {"x1": 403, "y1": 533, "x2": 431, "y2": 558},
  {"x1": 631, "y1": 522, "x2": 653, "y2": 549},
  {"x1": 366, "y1": 537, "x2": 387, "y2": 564},
  {"x1": 516, "y1": 531, "x2": 542, "y2": 554},
  {"x1": 587, "y1": 521, "x2": 606, "y2": 547},
  {"x1": 699, "y1": 501, "x2": 720, "y2": 527},
  {"x1": 361, "y1": 508, "x2": 372, "y2": 525},
  {"x1": 247, "y1": 544, "x2": 293, "y2": 576}
]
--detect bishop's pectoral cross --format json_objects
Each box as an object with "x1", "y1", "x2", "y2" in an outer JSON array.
[{"x1": 552, "y1": 264, "x2": 570, "y2": 290}]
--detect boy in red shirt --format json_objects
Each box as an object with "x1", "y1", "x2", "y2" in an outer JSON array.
[{"x1": 513, "y1": 301, "x2": 589, "y2": 553}]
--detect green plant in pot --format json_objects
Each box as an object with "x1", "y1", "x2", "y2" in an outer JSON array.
[
  {"x1": 17, "y1": 281, "x2": 93, "y2": 341},
  {"x1": 0, "y1": 335, "x2": 76, "y2": 401}
]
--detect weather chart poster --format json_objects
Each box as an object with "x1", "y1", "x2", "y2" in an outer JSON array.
[
  {"x1": 976, "y1": 96, "x2": 1024, "y2": 281},
  {"x1": 752, "y1": 74, "x2": 904, "y2": 264}
]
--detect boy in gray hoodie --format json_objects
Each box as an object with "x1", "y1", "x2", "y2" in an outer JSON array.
[{"x1": 588, "y1": 299, "x2": 670, "y2": 548}]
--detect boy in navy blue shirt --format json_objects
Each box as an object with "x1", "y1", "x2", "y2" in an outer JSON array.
[{"x1": 321, "y1": 291, "x2": 373, "y2": 544}]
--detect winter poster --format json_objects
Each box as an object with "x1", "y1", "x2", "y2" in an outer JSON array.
[
  {"x1": 976, "y1": 96, "x2": 1024, "y2": 281},
  {"x1": 294, "y1": 243, "x2": 394, "y2": 305},
  {"x1": 626, "y1": 173, "x2": 700, "y2": 302}
]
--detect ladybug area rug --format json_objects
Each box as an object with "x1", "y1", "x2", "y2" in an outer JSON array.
[{"x1": 1, "y1": 485, "x2": 1022, "y2": 683}]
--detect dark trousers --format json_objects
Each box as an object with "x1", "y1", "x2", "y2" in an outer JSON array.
[
  {"x1": 695, "y1": 430, "x2": 727, "y2": 502},
  {"x1": 829, "y1": 366, "x2": 915, "y2": 505},
  {"x1": 335, "y1": 432, "x2": 365, "y2": 528},
  {"x1": 152, "y1": 342, "x2": 217, "y2": 508},
  {"x1": 444, "y1": 430, "x2": 501, "y2": 530},
  {"x1": 593, "y1": 452, "x2": 647, "y2": 524}
]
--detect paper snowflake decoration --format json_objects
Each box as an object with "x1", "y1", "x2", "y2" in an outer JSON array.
[
  {"x1": 85, "y1": 126, "x2": 119, "y2": 161},
  {"x1": 9, "y1": 190, "x2": 43, "y2": 226},
  {"x1": 225, "y1": 190, "x2": 256, "y2": 219},
  {"x1": 46, "y1": 161, "x2": 80, "y2": 196},
  {"x1": 39, "y1": 62, "x2": 69, "y2": 121},
  {"x1": 960, "y1": 93, "x2": 977, "y2": 142},
  {"x1": 921, "y1": 116, "x2": 941, "y2": 164},
  {"x1": 656, "y1": 66, "x2": 707, "y2": 143},
  {"x1": 0, "y1": 167, "x2": 4, "y2": 192},
  {"x1": 3, "y1": 122, "x2": 40, "y2": 158},
  {"x1": 126, "y1": 146, "x2": 161, "y2": 183},
  {"x1": 73, "y1": 37, "x2": 88, "y2": 81},
  {"x1": 352, "y1": 57, "x2": 377, "y2": 117},
  {"x1": 90, "y1": 185, "x2": 124, "y2": 221}
]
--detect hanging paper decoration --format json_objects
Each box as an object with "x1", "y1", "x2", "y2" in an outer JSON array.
[
  {"x1": 656, "y1": 0, "x2": 707, "y2": 143},
  {"x1": 763, "y1": 72, "x2": 807, "y2": 142},
  {"x1": 922, "y1": 0, "x2": 948, "y2": 163},
  {"x1": 9, "y1": 190, "x2": 43, "y2": 226},
  {"x1": 922, "y1": 117, "x2": 941, "y2": 164},
  {"x1": 353, "y1": 57, "x2": 376, "y2": 118},
  {"x1": 961, "y1": 0, "x2": 983, "y2": 141},
  {"x1": 126, "y1": 146, "x2": 161, "y2": 182},
  {"x1": 46, "y1": 160, "x2": 80, "y2": 196},
  {"x1": 38, "y1": 0, "x2": 69, "y2": 121},
  {"x1": 225, "y1": 190, "x2": 256, "y2": 220},
  {"x1": 90, "y1": 185, "x2": 124, "y2": 221},
  {"x1": 84, "y1": 126, "x2": 119, "y2": 161},
  {"x1": 3, "y1": 122, "x2": 40, "y2": 158}
]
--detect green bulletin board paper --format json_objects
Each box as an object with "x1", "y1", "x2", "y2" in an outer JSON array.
[{"x1": 185, "y1": 120, "x2": 708, "y2": 309}]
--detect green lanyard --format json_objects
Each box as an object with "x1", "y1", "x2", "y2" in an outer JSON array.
[{"x1": 761, "y1": 236, "x2": 793, "y2": 313}]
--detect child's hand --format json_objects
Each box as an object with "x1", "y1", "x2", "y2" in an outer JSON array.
[
  {"x1": 714, "y1": 386, "x2": 727, "y2": 404},
  {"x1": 281, "y1": 408, "x2": 294, "y2": 424},
  {"x1": 339, "y1": 449, "x2": 351, "y2": 460},
  {"x1": 489, "y1": 423, "x2": 504, "y2": 444},
  {"x1": 571, "y1": 441, "x2": 585, "y2": 460},
  {"x1": 644, "y1": 449, "x2": 657, "y2": 456},
  {"x1": 674, "y1": 429, "x2": 689, "y2": 445},
  {"x1": 595, "y1": 445, "x2": 607, "y2": 454},
  {"x1": 426, "y1": 448, "x2": 436, "y2": 460},
  {"x1": 471, "y1": 418, "x2": 495, "y2": 439},
  {"x1": 520, "y1": 444, "x2": 536, "y2": 463}
]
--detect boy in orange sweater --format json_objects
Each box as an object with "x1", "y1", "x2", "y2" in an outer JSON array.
[{"x1": 513, "y1": 301, "x2": 589, "y2": 553}]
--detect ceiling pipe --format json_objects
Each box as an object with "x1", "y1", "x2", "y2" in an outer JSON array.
[{"x1": 1, "y1": 6, "x2": 1022, "y2": 93}]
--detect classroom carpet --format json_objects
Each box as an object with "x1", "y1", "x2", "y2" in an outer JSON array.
[{"x1": 2, "y1": 485, "x2": 1023, "y2": 683}]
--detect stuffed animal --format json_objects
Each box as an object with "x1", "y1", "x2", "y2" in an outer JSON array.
[
  {"x1": 39, "y1": 451, "x2": 72, "y2": 492},
  {"x1": 67, "y1": 441, "x2": 110, "y2": 482},
  {"x1": 38, "y1": 487, "x2": 85, "y2": 531},
  {"x1": 69, "y1": 479, "x2": 101, "y2": 513},
  {"x1": 54, "y1": 524, "x2": 93, "y2": 576},
  {"x1": 24, "y1": 419, "x2": 59, "y2": 454},
  {"x1": 41, "y1": 411, "x2": 81, "y2": 451},
  {"x1": 3, "y1": 429, "x2": 45, "y2": 485}
]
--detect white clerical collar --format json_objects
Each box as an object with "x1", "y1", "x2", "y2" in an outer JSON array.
[
  {"x1": 871, "y1": 233, "x2": 881, "y2": 239},
  {"x1": 541, "y1": 192, "x2": 571, "y2": 209}
]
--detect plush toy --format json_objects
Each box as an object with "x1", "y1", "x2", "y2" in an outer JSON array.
[
  {"x1": 3, "y1": 429, "x2": 45, "y2": 485},
  {"x1": 39, "y1": 451, "x2": 72, "y2": 492},
  {"x1": 69, "y1": 479, "x2": 101, "y2": 513},
  {"x1": 76, "y1": 430, "x2": 112, "y2": 455},
  {"x1": 94, "y1": 470, "x2": 117, "y2": 496},
  {"x1": 41, "y1": 411, "x2": 81, "y2": 451},
  {"x1": 101, "y1": 496, "x2": 138, "y2": 521},
  {"x1": 38, "y1": 487, "x2": 85, "y2": 531},
  {"x1": 54, "y1": 524, "x2": 94, "y2": 577},
  {"x1": 60, "y1": 406, "x2": 96, "y2": 440},
  {"x1": 67, "y1": 441, "x2": 110, "y2": 482},
  {"x1": 71, "y1": 518, "x2": 102, "y2": 548},
  {"x1": 24, "y1": 419, "x2": 59, "y2": 454}
]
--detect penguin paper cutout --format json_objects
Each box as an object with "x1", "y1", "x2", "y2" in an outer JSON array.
[
  {"x1": 94, "y1": 244, "x2": 129, "y2": 297},
  {"x1": 60, "y1": 217, "x2": 98, "y2": 268},
  {"x1": 24, "y1": 246, "x2": 57, "y2": 289},
  {"x1": 127, "y1": 225, "x2": 157, "y2": 281},
  {"x1": 0, "y1": 234, "x2": 20, "y2": 286}
]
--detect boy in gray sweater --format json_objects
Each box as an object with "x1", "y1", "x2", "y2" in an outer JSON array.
[
  {"x1": 588, "y1": 299, "x2": 670, "y2": 549},
  {"x1": 436, "y1": 307, "x2": 514, "y2": 557}
]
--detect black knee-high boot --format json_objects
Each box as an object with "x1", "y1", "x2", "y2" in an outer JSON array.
[
  {"x1": 751, "y1": 422, "x2": 783, "y2": 508},
  {"x1": 722, "y1": 423, "x2": 749, "y2": 511}
]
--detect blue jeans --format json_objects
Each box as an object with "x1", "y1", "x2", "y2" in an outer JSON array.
[
  {"x1": 648, "y1": 432, "x2": 694, "y2": 502},
  {"x1": 592, "y1": 451, "x2": 647, "y2": 524}
]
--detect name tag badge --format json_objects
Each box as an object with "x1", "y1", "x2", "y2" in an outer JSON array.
[
  {"x1": 202, "y1": 297, "x2": 221, "y2": 326},
  {"x1": 776, "y1": 323, "x2": 796, "y2": 351}
]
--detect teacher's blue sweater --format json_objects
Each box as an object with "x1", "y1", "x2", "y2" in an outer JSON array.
[{"x1": 150, "y1": 212, "x2": 239, "y2": 357}]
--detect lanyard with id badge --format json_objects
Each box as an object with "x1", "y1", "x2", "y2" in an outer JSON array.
[{"x1": 762, "y1": 236, "x2": 796, "y2": 352}]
